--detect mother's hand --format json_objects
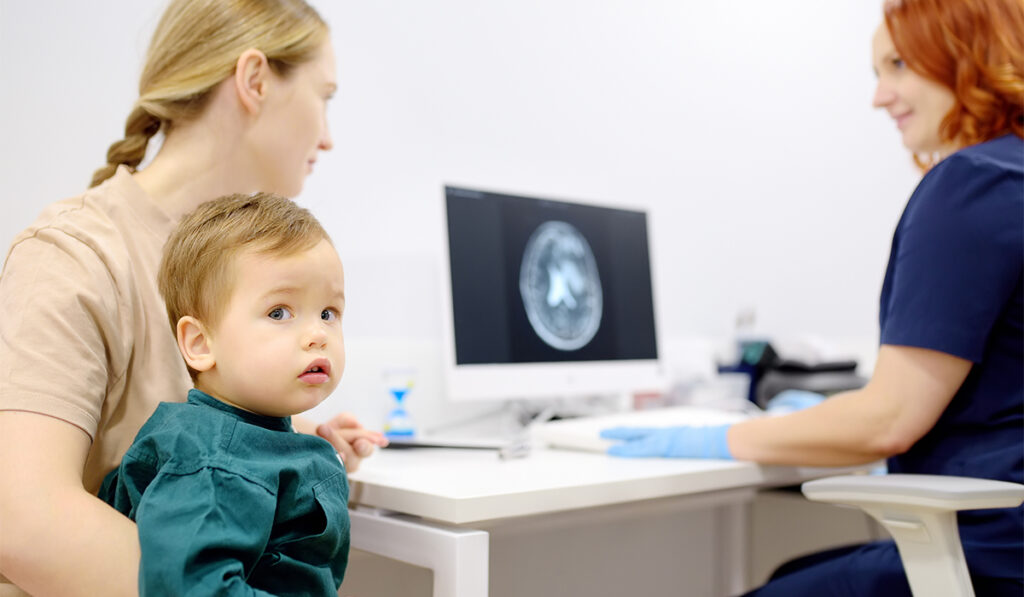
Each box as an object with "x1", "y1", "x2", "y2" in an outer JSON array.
[{"x1": 315, "y1": 413, "x2": 388, "y2": 473}]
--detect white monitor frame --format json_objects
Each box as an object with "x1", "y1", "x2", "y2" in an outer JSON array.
[{"x1": 438, "y1": 184, "x2": 666, "y2": 403}]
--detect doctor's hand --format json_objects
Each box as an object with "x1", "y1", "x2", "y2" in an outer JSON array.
[
  {"x1": 764, "y1": 389, "x2": 826, "y2": 416},
  {"x1": 600, "y1": 425, "x2": 733, "y2": 459}
]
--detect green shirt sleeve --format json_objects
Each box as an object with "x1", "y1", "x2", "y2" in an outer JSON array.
[{"x1": 135, "y1": 467, "x2": 278, "y2": 597}]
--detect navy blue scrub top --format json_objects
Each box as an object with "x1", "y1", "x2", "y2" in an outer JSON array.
[
  {"x1": 879, "y1": 134, "x2": 1024, "y2": 579},
  {"x1": 100, "y1": 389, "x2": 350, "y2": 596}
]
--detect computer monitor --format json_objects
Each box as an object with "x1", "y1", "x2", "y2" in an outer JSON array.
[{"x1": 440, "y1": 185, "x2": 664, "y2": 402}]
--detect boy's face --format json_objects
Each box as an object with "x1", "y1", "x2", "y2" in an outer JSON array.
[{"x1": 197, "y1": 239, "x2": 345, "y2": 418}]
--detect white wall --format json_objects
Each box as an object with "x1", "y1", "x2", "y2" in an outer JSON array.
[{"x1": 0, "y1": 1, "x2": 920, "y2": 429}]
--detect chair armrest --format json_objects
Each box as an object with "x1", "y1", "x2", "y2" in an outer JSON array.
[
  {"x1": 803, "y1": 474, "x2": 1024, "y2": 597},
  {"x1": 802, "y1": 474, "x2": 1024, "y2": 512}
]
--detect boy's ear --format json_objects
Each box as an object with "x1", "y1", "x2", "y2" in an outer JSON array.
[
  {"x1": 234, "y1": 48, "x2": 271, "y2": 116},
  {"x1": 176, "y1": 316, "x2": 216, "y2": 373}
]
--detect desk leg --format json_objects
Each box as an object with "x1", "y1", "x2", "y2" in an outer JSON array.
[
  {"x1": 349, "y1": 508, "x2": 490, "y2": 597},
  {"x1": 714, "y1": 501, "x2": 750, "y2": 596}
]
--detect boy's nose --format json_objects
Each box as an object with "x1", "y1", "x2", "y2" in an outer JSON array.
[{"x1": 305, "y1": 324, "x2": 328, "y2": 349}]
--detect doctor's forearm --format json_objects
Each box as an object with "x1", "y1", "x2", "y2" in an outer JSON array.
[{"x1": 726, "y1": 388, "x2": 907, "y2": 466}]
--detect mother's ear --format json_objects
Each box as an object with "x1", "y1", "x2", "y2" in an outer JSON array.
[
  {"x1": 233, "y1": 48, "x2": 272, "y2": 116},
  {"x1": 177, "y1": 316, "x2": 216, "y2": 373}
]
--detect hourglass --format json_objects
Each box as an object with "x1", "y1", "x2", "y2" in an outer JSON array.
[{"x1": 382, "y1": 368, "x2": 416, "y2": 438}]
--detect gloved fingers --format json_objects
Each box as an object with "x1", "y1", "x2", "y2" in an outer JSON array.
[
  {"x1": 765, "y1": 389, "x2": 826, "y2": 415},
  {"x1": 607, "y1": 434, "x2": 665, "y2": 457},
  {"x1": 606, "y1": 425, "x2": 733, "y2": 459},
  {"x1": 599, "y1": 426, "x2": 660, "y2": 440}
]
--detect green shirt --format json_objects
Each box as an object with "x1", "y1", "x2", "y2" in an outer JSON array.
[{"x1": 99, "y1": 389, "x2": 349, "y2": 596}]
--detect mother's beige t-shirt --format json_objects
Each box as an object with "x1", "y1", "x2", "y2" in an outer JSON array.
[{"x1": 0, "y1": 166, "x2": 191, "y2": 494}]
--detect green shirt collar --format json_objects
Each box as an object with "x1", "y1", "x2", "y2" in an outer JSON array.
[{"x1": 186, "y1": 388, "x2": 294, "y2": 433}]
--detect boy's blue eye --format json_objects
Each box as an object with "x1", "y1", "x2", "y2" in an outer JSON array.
[{"x1": 269, "y1": 307, "x2": 293, "y2": 321}]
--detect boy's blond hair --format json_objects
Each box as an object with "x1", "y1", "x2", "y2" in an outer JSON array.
[{"x1": 158, "y1": 193, "x2": 331, "y2": 377}]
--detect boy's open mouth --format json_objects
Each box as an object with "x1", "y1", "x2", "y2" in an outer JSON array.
[{"x1": 299, "y1": 359, "x2": 331, "y2": 384}]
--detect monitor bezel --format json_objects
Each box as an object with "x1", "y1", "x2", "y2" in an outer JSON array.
[{"x1": 439, "y1": 184, "x2": 666, "y2": 402}]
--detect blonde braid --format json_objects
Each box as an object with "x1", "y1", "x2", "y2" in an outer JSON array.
[{"x1": 89, "y1": 106, "x2": 162, "y2": 187}]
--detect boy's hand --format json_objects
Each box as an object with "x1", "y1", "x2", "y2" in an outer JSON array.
[{"x1": 315, "y1": 414, "x2": 389, "y2": 473}]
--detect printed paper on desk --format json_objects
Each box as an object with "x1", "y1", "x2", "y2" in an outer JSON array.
[{"x1": 530, "y1": 406, "x2": 752, "y2": 454}]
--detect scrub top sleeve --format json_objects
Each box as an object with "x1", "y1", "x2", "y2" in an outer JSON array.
[
  {"x1": 134, "y1": 468, "x2": 278, "y2": 597},
  {"x1": 881, "y1": 154, "x2": 1023, "y2": 362}
]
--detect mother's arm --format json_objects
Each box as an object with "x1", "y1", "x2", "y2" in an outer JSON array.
[
  {"x1": 728, "y1": 344, "x2": 972, "y2": 466},
  {"x1": 0, "y1": 412, "x2": 139, "y2": 597}
]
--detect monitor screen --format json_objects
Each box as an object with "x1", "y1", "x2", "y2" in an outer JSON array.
[{"x1": 441, "y1": 185, "x2": 663, "y2": 402}]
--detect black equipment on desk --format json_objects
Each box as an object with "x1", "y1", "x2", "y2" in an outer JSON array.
[{"x1": 719, "y1": 341, "x2": 867, "y2": 408}]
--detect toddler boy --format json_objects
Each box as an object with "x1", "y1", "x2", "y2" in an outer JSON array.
[{"x1": 100, "y1": 192, "x2": 350, "y2": 595}]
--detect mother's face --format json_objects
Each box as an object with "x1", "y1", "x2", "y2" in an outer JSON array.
[{"x1": 249, "y1": 40, "x2": 337, "y2": 197}]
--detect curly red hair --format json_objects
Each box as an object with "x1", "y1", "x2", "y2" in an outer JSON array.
[{"x1": 884, "y1": 0, "x2": 1024, "y2": 167}]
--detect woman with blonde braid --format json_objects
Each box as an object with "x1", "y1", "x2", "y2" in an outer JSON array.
[{"x1": 0, "y1": 1, "x2": 386, "y2": 595}]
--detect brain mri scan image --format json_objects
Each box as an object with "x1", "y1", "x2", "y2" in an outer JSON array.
[{"x1": 519, "y1": 221, "x2": 603, "y2": 351}]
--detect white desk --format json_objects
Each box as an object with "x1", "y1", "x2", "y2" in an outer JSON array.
[{"x1": 347, "y1": 443, "x2": 855, "y2": 596}]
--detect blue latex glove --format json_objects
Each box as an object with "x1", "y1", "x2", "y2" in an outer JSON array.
[
  {"x1": 600, "y1": 424, "x2": 733, "y2": 459},
  {"x1": 764, "y1": 389, "x2": 826, "y2": 416}
]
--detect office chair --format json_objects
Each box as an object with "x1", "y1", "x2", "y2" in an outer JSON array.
[{"x1": 801, "y1": 474, "x2": 1024, "y2": 597}]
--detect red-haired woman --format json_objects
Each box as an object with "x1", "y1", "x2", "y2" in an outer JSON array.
[{"x1": 603, "y1": 0, "x2": 1024, "y2": 593}]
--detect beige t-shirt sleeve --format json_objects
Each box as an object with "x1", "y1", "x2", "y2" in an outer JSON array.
[{"x1": 0, "y1": 228, "x2": 127, "y2": 439}]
